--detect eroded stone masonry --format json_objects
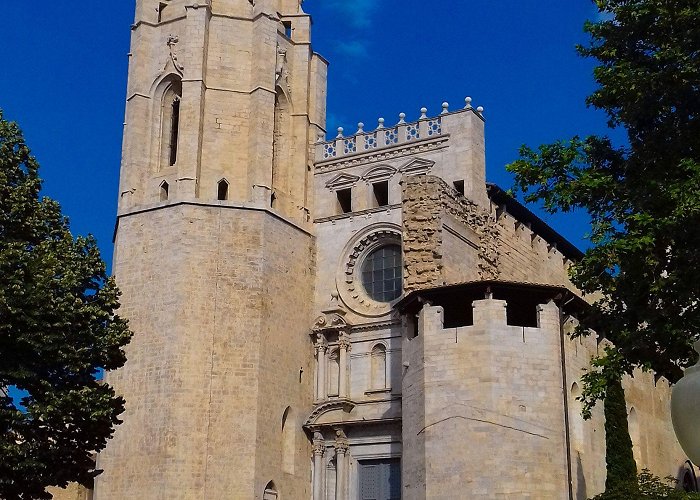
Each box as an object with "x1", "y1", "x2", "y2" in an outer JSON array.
[{"x1": 50, "y1": 0, "x2": 694, "y2": 499}]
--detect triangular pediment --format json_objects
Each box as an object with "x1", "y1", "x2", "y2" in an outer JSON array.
[
  {"x1": 325, "y1": 173, "x2": 360, "y2": 190},
  {"x1": 399, "y1": 157, "x2": 435, "y2": 176},
  {"x1": 362, "y1": 165, "x2": 397, "y2": 182}
]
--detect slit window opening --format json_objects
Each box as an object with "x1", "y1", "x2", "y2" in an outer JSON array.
[
  {"x1": 169, "y1": 98, "x2": 180, "y2": 166},
  {"x1": 373, "y1": 181, "x2": 389, "y2": 207},
  {"x1": 336, "y1": 188, "x2": 352, "y2": 214},
  {"x1": 158, "y1": 2, "x2": 167, "y2": 23},
  {"x1": 453, "y1": 180, "x2": 465, "y2": 195}
]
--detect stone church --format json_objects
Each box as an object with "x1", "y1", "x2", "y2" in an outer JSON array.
[{"x1": 51, "y1": 0, "x2": 696, "y2": 499}]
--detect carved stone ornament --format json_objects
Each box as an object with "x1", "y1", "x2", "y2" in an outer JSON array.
[
  {"x1": 338, "y1": 333, "x2": 351, "y2": 352},
  {"x1": 166, "y1": 35, "x2": 185, "y2": 74},
  {"x1": 275, "y1": 44, "x2": 291, "y2": 96},
  {"x1": 314, "y1": 333, "x2": 328, "y2": 350},
  {"x1": 304, "y1": 400, "x2": 356, "y2": 427},
  {"x1": 313, "y1": 312, "x2": 347, "y2": 332},
  {"x1": 312, "y1": 431, "x2": 325, "y2": 456},
  {"x1": 335, "y1": 439, "x2": 349, "y2": 454}
]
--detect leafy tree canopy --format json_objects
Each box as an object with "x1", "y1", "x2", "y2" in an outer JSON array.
[
  {"x1": 590, "y1": 470, "x2": 700, "y2": 499},
  {"x1": 507, "y1": 0, "x2": 700, "y2": 414},
  {"x1": 0, "y1": 110, "x2": 132, "y2": 499}
]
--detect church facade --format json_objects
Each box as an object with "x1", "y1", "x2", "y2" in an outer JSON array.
[{"x1": 54, "y1": 1, "x2": 694, "y2": 498}]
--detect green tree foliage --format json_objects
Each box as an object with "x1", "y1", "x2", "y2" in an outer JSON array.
[
  {"x1": 603, "y1": 377, "x2": 638, "y2": 493},
  {"x1": 0, "y1": 111, "x2": 132, "y2": 499},
  {"x1": 591, "y1": 470, "x2": 700, "y2": 499},
  {"x1": 507, "y1": 0, "x2": 700, "y2": 414}
]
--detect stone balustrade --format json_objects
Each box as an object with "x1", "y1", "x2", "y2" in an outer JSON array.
[{"x1": 315, "y1": 97, "x2": 485, "y2": 162}]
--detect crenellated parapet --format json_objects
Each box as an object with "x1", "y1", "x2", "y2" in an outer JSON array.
[
  {"x1": 401, "y1": 297, "x2": 569, "y2": 498},
  {"x1": 401, "y1": 174, "x2": 584, "y2": 294},
  {"x1": 314, "y1": 98, "x2": 484, "y2": 166}
]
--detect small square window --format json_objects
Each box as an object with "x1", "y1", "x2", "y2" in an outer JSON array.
[
  {"x1": 282, "y1": 21, "x2": 293, "y2": 39},
  {"x1": 336, "y1": 188, "x2": 352, "y2": 214},
  {"x1": 453, "y1": 180, "x2": 465, "y2": 195},
  {"x1": 373, "y1": 181, "x2": 389, "y2": 207}
]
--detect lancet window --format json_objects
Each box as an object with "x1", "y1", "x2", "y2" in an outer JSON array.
[{"x1": 160, "y1": 77, "x2": 182, "y2": 170}]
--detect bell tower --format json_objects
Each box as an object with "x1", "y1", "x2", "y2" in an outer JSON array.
[{"x1": 97, "y1": 0, "x2": 327, "y2": 497}]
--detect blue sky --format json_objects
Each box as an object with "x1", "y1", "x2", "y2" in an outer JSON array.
[{"x1": 0, "y1": 1, "x2": 614, "y2": 268}]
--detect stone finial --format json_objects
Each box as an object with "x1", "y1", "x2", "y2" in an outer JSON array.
[
  {"x1": 441, "y1": 102, "x2": 449, "y2": 114},
  {"x1": 477, "y1": 106, "x2": 484, "y2": 113},
  {"x1": 465, "y1": 96, "x2": 473, "y2": 109},
  {"x1": 357, "y1": 122, "x2": 365, "y2": 133},
  {"x1": 377, "y1": 117, "x2": 385, "y2": 129},
  {"x1": 398, "y1": 112, "x2": 406, "y2": 124},
  {"x1": 420, "y1": 107, "x2": 428, "y2": 119},
  {"x1": 336, "y1": 127, "x2": 344, "y2": 138}
]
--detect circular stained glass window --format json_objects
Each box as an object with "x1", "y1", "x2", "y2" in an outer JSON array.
[{"x1": 361, "y1": 244, "x2": 403, "y2": 302}]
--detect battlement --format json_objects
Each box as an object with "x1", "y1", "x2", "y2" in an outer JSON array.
[{"x1": 314, "y1": 97, "x2": 485, "y2": 164}]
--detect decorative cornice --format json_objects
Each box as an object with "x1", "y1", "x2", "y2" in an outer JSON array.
[
  {"x1": 349, "y1": 319, "x2": 401, "y2": 333},
  {"x1": 314, "y1": 136, "x2": 449, "y2": 174},
  {"x1": 304, "y1": 400, "x2": 356, "y2": 427}
]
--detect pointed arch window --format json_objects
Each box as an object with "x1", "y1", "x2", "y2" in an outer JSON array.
[
  {"x1": 370, "y1": 344, "x2": 387, "y2": 390},
  {"x1": 160, "y1": 181, "x2": 169, "y2": 201},
  {"x1": 217, "y1": 179, "x2": 229, "y2": 201},
  {"x1": 263, "y1": 481, "x2": 278, "y2": 500},
  {"x1": 160, "y1": 77, "x2": 182, "y2": 170}
]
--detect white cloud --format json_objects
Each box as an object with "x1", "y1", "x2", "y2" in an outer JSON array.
[
  {"x1": 336, "y1": 40, "x2": 370, "y2": 58},
  {"x1": 326, "y1": 0, "x2": 379, "y2": 29}
]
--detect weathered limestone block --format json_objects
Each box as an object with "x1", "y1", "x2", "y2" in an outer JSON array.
[{"x1": 401, "y1": 175, "x2": 499, "y2": 291}]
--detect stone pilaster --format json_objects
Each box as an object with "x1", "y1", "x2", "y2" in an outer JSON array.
[{"x1": 312, "y1": 432, "x2": 326, "y2": 500}]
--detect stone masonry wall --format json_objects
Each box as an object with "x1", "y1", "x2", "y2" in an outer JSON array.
[
  {"x1": 47, "y1": 483, "x2": 91, "y2": 500},
  {"x1": 402, "y1": 176, "x2": 498, "y2": 291},
  {"x1": 402, "y1": 299, "x2": 569, "y2": 499},
  {"x1": 98, "y1": 204, "x2": 314, "y2": 499},
  {"x1": 494, "y1": 210, "x2": 574, "y2": 288}
]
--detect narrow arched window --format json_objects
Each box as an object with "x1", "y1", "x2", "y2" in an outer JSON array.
[
  {"x1": 159, "y1": 77, "x2": 182, "y2": 170},
  {"x1": 160, "y1": 181, "x2": 169, "y2": 201},
  {"x1": 168, "y1": 97, "x2": 180, "y2": 166},
  {"x1": 281, "y1": 407, "x2": 295, "y2": 474},
  {"x1": 263, "y1": 481, "x2": 278, "y2": 500},
  {"x1": 328, "y1": 349, "x2": 340, "y2": 397},
  {"x1": 371, "y1": 344, "x2": 387, "y2": 390},
  {"x1": 217, "y1": 179, "x2": 229, "y2": 201}
]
